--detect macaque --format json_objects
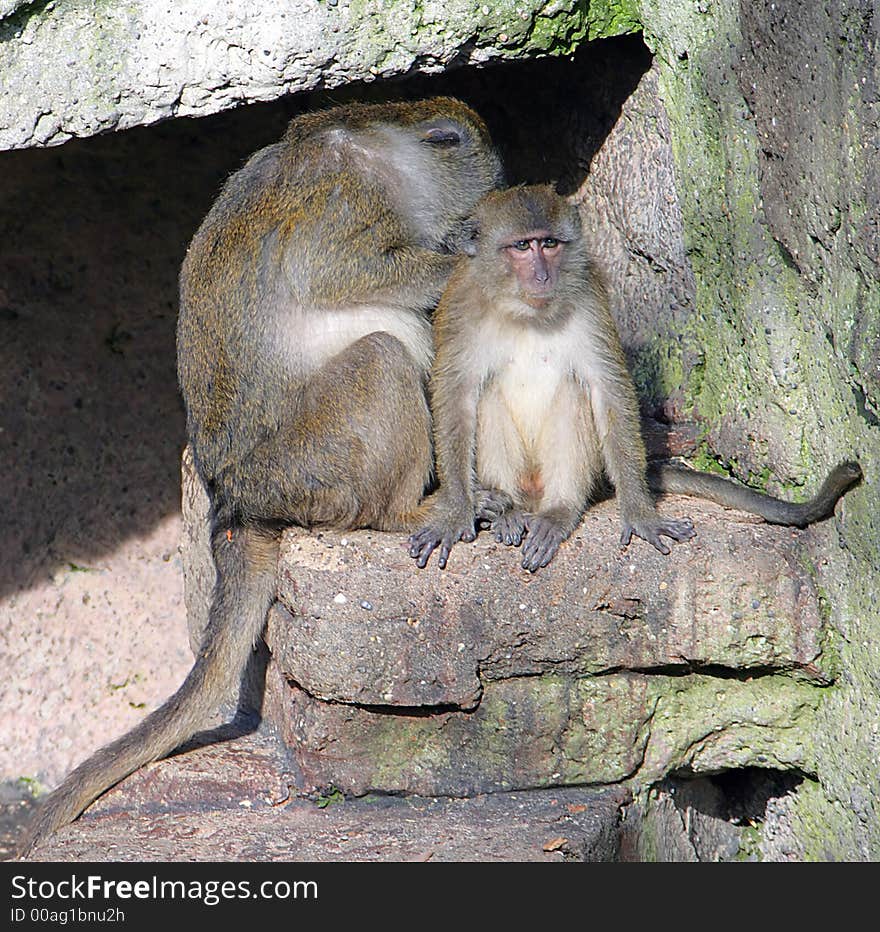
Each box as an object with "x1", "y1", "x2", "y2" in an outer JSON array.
[
  {"x1": 20, "y1": 97, "x2": 504, "y2": 855},
  {"x1": 409, "y1": 184, "x2": 862, "y2": 573}
]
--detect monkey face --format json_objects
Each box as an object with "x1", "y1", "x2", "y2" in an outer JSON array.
[
  {"x1": 469, "y1": 185, "x2": 585, "y2": 320},
  {"x1": 502, "y1": 232, "x2": 565, "y2": 309}
]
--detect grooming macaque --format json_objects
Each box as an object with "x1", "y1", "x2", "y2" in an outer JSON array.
[
  {"x1": 20, "y1": 97, "x2": 503, "y2": 855},
  {"x1": 409, "y1": 185, "x2": 862, "y2": 573}
]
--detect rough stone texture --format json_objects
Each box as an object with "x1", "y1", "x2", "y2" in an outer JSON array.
[
  {"x1": 270, "y1": 512, "x2": 827, "y2": 697},
  {"x1": 22, "y1": 732, "x2": 627, "y2": 862},
  {"x1": 271, "y1": 670, "x2": 822, "y2": 799},
  {"x1": 626, "y1": 781, "x2": 742, "y2": 862},
  {"x1": 637, "y1": 0, "x2": 879, "y2": 860},
  {"x1": 180, "y1": 449, "x2": 833, "y2": 800},
  {"x1": 622, "y1": 770, "x2": 806, "y2": 861},
  {"x1": 573, "y1": 63, "x2": 699, "y2": 415},
  {"x1": 0, "y1": 0, "x2": 635, "y2": 152}
]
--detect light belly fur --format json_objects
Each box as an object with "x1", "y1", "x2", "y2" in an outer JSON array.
[
  {"x1": 272, "y1": 304, "x2": 434, "y2": 374},
  {"x1": 476, "y1": 328, "x2": 596, "y2": 508}
]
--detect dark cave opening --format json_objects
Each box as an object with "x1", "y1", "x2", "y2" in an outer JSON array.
[
  {"x1": 621, "y1": 769, "x2": 805, "y2": 861},
  {"x1": 0, "y1": 33, "x2": 657, "y2": 599}
]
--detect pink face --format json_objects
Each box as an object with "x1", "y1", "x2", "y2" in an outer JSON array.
[{"x1": 503, "y1": 231, "x2": 564, "y2": 308}]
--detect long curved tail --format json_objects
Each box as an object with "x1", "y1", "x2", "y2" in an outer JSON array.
[
  {"x1": 648, "y1": 460, "x2": 862, "y2": 527},
  {"x1": 18, "y1": 523, "x2": 279, "y2": 858}
]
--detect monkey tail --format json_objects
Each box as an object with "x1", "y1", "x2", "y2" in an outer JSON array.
[
  {"x1": 648, "y1": 460, "x2": 862, "y2": 528},
  {"x1": 17, "y1": 522, "x2": 280, "y2": 858}
]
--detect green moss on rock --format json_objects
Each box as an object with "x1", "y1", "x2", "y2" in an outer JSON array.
[
  {"x1": 639, "y1": 0, "x2": 880, "y2": 859},
  {"x1": 584, "y1": 0, "x2": 641, "y2": 40}
]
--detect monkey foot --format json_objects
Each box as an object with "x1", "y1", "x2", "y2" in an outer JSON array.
[
  {"x1": 520, "y1": 515, "x2": 567, "y2": 573},
  {"x1": 620, "y1": 515, "x2": 695, "y2": 555},
  {"x1": 409, "y1": 520, "x2": 476, "y2": 570},
  {"x1": 475, "y1": 487, "x2": 515, "y2": 524},
  {"x1": 491, "y1": 511, "x2": 527, "y2": 547}
]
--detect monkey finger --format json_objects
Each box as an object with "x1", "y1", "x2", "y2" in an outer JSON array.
[
  {"x1": 492, "y1": 513, "x2": 526, "y2": 547},
  {"x1": 521, "y1": 541, "x2": 542, "y2": 572},
  {"x1": 409, "y1": 529, "x2": 443, "y2": 566},
  {"x1": 437, "y1": 537, "x2": 454, "y2": 570},
  {"x1": 647, "y1": 534, "x2": 672, "y2": 556},
  {"x1": 522, "y1": 541, "x2": 557, "y2": 572},
  {"x1": 522, "y1": 546, "x2": 544, "y2": 572},
  {"x1": 496, "y1": 526, "x2": 517, "y2": 544},
  {"x1": 658, "y1": 517, "x2": 696, "y2": 542},
  {"x1": 521, "y1": 522, "x2": 562, "y2": 571},
  {"x1": 619, "y1": 526, "x2": 635, "y2": 549},
  {"x1": 408, "y1": 532, "x2": 433, "y2": 556}
]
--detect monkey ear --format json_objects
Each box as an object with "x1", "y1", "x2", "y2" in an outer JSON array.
[{"x1": 461, "y1": 217, "x2": 480, "y2": 257}]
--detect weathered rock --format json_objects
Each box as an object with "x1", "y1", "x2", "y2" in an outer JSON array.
[
  {"x1": 0, "y1": 0, "x2": 635, "y2": 152},
  {"x1": 179, "y1": 447, "x2": 833, "y2": 800},
  {"x1": 270, "y1": 506, "x2": 826, "y2": 697},
  {"x1": 639, "y1": 0, "x2": 879, "y2": 860},
  {"x1": 622, "y1": 770, "x2": 808, "y2": 862},
  {"x1": 269, "y1": 668, "x2": 822, "y2": 798},
  {"x1": 24, "y1": 732, "x2": 627, "y2": 862}
]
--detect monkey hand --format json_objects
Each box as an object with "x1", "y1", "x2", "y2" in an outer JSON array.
[
  {"x1": 408, "y1": 509, "x2": 476, "y2": 570},
  {"x1": 519, "y1": 515, "x2": 567, "y2": 573},
  {"x1": 620, "y1": 512, "x2": 695, "y2": 555},
  {"x1": 474, "y1": 487, "x2": 515, "y2": 525}
]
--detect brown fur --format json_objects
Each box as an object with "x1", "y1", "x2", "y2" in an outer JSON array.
[
  {"x1": 19, "y1": 98, "x2": 503, "y2": 856},
  {"x1": 409, "y1": 185, "x2": 862, "y2": 573}
]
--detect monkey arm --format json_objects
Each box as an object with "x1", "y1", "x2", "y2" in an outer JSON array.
[
  {"x1": 409, "y1": 358, "x2": 483, "y2": 569},
  {"x1": 589, "y1": 367, "x2": 695, "y2": 554},
  {"x1": 312, "y1": 237, "x2": 455, "y2": 310},
  {"x1": 283, "y1": 180, "x2": 457, "y2": 310}
]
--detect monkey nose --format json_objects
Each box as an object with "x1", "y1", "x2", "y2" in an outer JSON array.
[{"x1": 533, "y1": 257, "x2": 550, "y2": 283}]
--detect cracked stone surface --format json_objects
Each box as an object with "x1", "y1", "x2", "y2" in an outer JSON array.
[
  {"x1": 177, "y1": 451, "x2": 834, "y2": 799},
  {"x1": 0, "y1": 0, "x2": 615, "y2": 151},
  {"x1": 23, "y1": 731, "x2": 628, "y2": 862}
]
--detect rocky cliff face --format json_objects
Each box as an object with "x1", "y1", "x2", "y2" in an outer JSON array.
[
  {"x1": 0, "y1": 0, "x2": 625, "y2": 150},
  {"x1": 638, "y1": 0, "x2": 878, "y2": 860}
]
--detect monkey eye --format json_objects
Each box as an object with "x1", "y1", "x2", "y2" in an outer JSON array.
[
  {"x1": 511, "y1": 240, "x2": 531, "y2": 251},
  {"x1": 541, "y1": 237, "x2": 560, "y2": 249},
  {"x1": 422, "y1": 127, "x2": 462, "y2": 147}
]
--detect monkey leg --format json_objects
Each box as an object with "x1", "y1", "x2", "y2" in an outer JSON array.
[
  {"x1": 619, "y1": 511, "x2": 696, "y2": 555},
  {"x1": 214, "y1": 331, "x2": 431, "y2": 532},
  {"x1": 296, "y1": 330, "x2": 433, "y2": 531}
]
